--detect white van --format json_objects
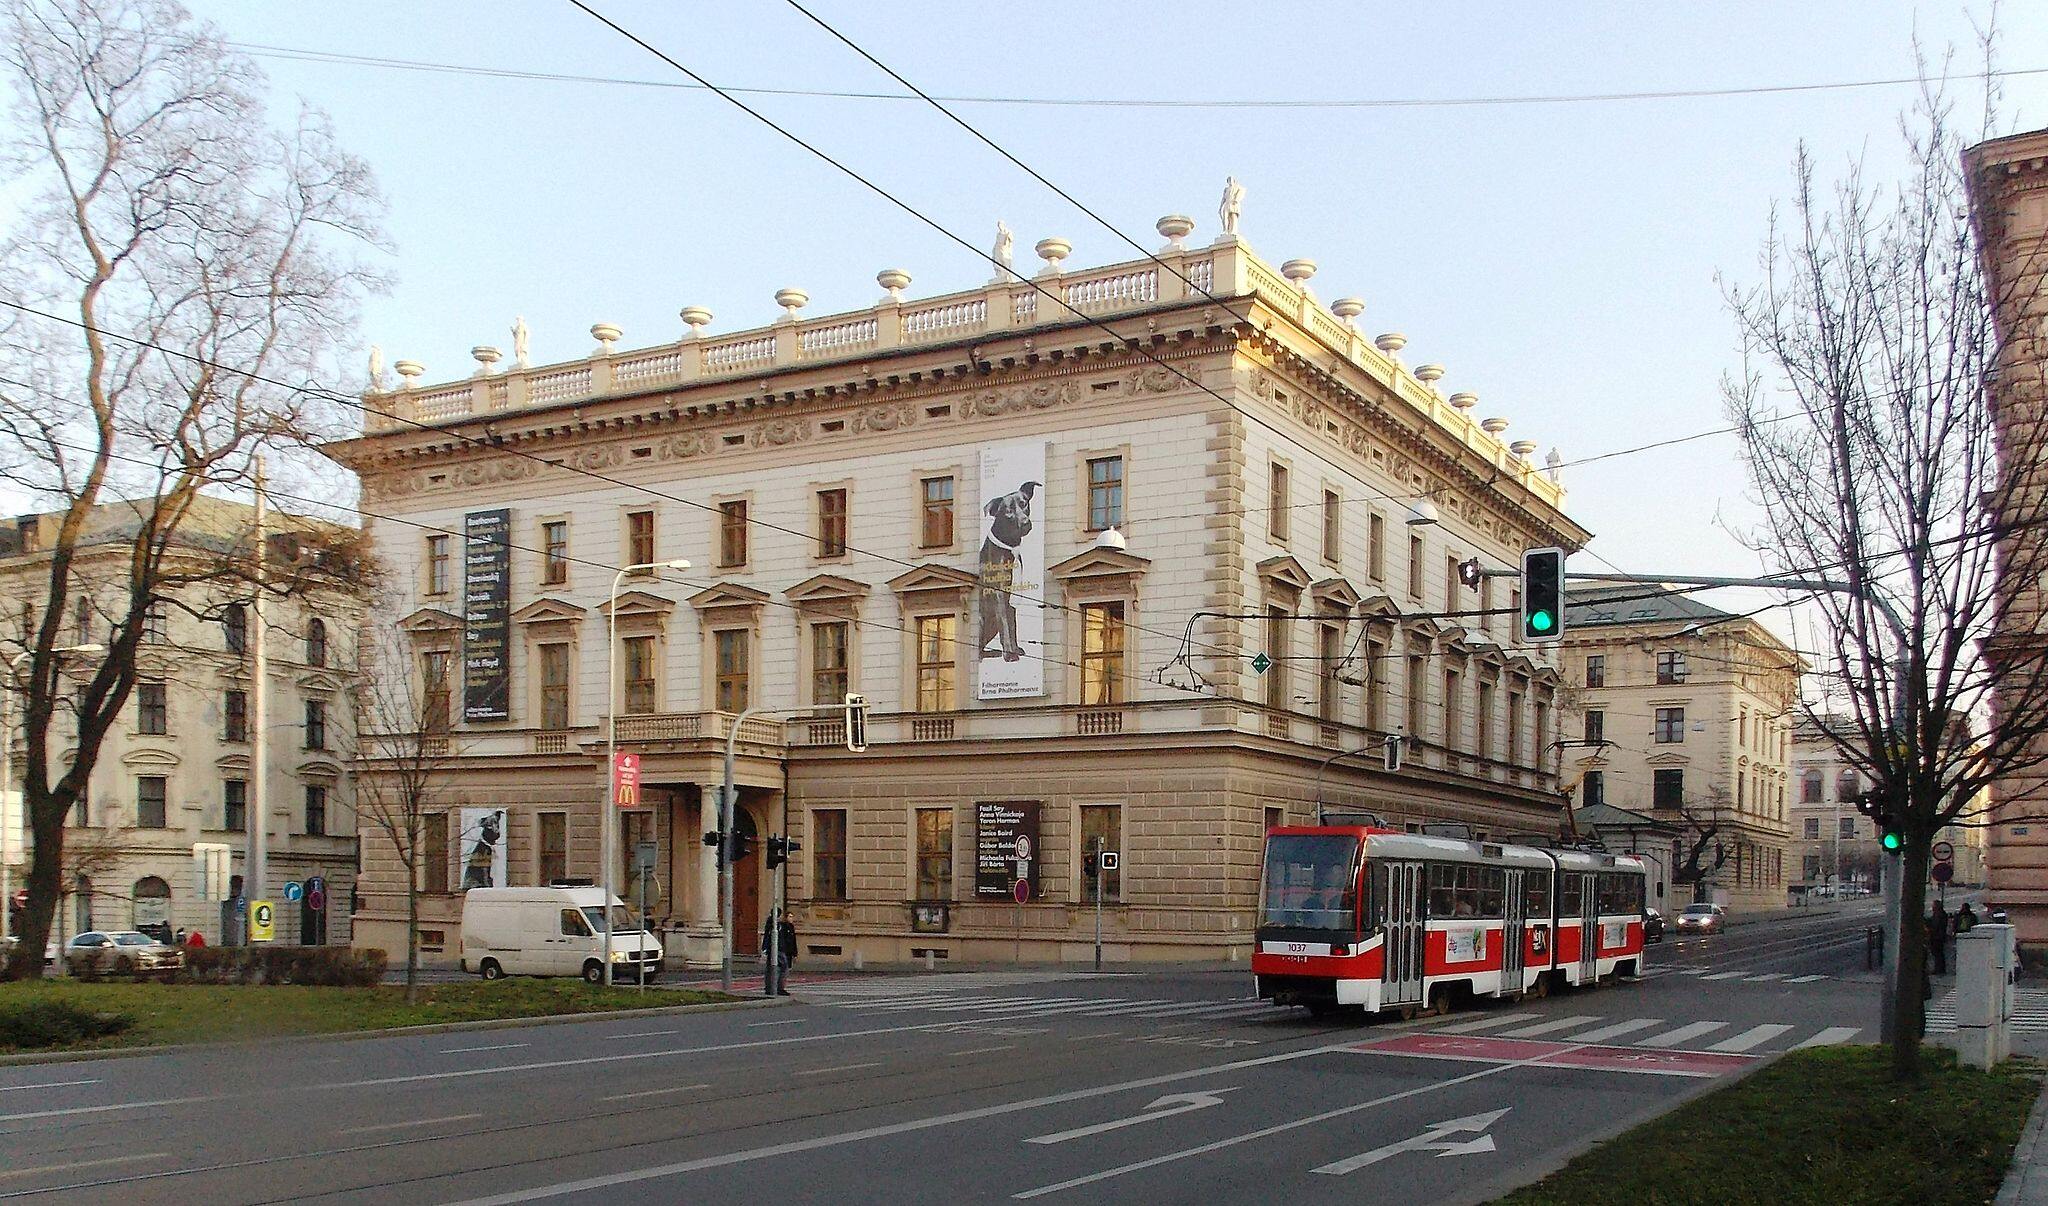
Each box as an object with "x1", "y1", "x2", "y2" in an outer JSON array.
[{"x1": 460, "y1": 886, "x2": 665, "y2": 983}]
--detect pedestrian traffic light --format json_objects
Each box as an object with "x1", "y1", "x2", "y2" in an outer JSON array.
[
  {"x1": 765, "y1": 835, "x2": 802, "y2": 870},
  {"x1": 1083, "y1": 851, "x2": 1099, "y2": 880},
  {"x1": 1520, "y1": 547, "x2": 1565, "y2": 643},
  {"x1": 703, "y1": 829, "x2": 727, "y2": 866},
  {"x1": 844, "y1": 692, "x2": 868, "y2": 752}
]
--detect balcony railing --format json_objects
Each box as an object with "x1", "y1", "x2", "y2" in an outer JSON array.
[{"x1": 610, "y1": 710, "x2": 785, "y2": 747}]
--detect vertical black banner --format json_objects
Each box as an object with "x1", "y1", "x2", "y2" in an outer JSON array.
[
  {"x1": 463, "y1": 508, "x2": 511, "y2": 722},
  {"x1": 975, "y1": 800, "x2": 1042, "y2": 898}
]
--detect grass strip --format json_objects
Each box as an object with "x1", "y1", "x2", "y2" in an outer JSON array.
[
  {"x1": 1497, "y1": 1045, "x2": 2043, "y2": 1206},
  {"x1": 0, "y1": 978, "x2": 733, "y2": 1053}
]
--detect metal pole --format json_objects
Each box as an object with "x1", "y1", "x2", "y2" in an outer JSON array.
[
  {"x1": 604, "y1": 566, "x2": 628, "y2": 989},
  {"x1": 638, "y1": 857, "x2": 649, "y2": 994},
  {"x1": 249, "y1": 458, "x2": 268, "y2": 929},
  {"x1": 721, "y1": 707, "x2": 757, "y2": 995},
  {"x1": 1092, "y1": 838, "x2": 1103, "y2": 974}
]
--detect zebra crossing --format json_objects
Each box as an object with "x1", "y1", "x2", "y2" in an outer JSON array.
[
  {"x1": 1925, "y1": 988, "x2": 2048, "y2": 1035},
  {"x1": 1641, "y1": 966, "x2": 1830, "y2": 985},
  {"x1": 1427, "y1": 1009, "x2": 1860, "y2": 1053}
]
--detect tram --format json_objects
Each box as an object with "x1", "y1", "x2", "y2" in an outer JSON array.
[{"x1": 1253, "y1": 823, "x2": 1649, "y2": 1018}]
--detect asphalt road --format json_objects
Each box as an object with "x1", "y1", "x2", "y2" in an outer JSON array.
[{"x1": 0, "y1": 907, "x2": 1893, "y2": 1205}]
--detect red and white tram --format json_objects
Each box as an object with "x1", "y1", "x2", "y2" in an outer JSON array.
[{"x1": 1253, "y1": 824, "x2": 1649, "y2": 1018}]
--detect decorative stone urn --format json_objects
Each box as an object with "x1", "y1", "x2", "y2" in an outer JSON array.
[
  {"x1": 1481, "y1": 417, "x2": 1510, "y2": 435},
  {"x1": 1374, "y1": 332, "x2": 1408, "y2": 355},
  {"x1": 1449, "y1": 391, "x2": 1478, "y2": 411},
  {"x1": 590, "y1": 323, "x2": 622, "y2": 355},
  {"x1": 679, "y1": 306, "x2": 713, "y2": 338},
  {"x1": 877, "y1": 269, "x2": 911, "y2": 301},
  {"x1": 1034, "y1": 237, "x2": 1072, "y2": 276},
  {"x1": 1156, "y1": 214, "x2": 1195, "y2": 250},
  {"x1": 1330, "y1": 298, "x2": 1364, "y2": 326},
  {"x1": 774, "y1": 288, "x2": 809, "y2": 319},
  {"x1": 1510, "y1": 439, "x2": 1539, "y2": 458},
  {"x1": 393, "y1": 360, "x2": 424, "y2": 390},
  {"x1": 471, "y1": 345, "x2": 502, "y2": 376},
  {"x1": 1281, "y1": 258, "x2": 1317, "y2": 287}
]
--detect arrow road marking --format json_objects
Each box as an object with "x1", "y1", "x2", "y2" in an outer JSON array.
[
  {"x1": 1312, "y1": 1107, "x2": 1512, "y2": 1175},
  {"x1": 1025, "y1": 1088, "x2": 1238, "y2": 1144}
]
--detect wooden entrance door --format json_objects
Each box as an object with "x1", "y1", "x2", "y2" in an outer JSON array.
[{"x1": 733, "y1": 806, "x2": 761, "y2": 954}]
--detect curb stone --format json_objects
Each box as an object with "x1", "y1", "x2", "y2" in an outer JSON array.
[
  {"x1": 1999, "y1": 1069, "x2": 2048, "y2": 1206},
  {"x1": 0, "y1": 992, "x2": 782, "y2": 1068}
]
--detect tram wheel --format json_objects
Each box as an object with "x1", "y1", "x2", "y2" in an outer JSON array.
[
  {"x1": 1395, "y1": 1003, "x2": 1420, "y2": 1022},
  {"x1": 1529, "y1": 973, "x2": 1551, "y2": 1000},
  {"x1": 1423, "y1": 990, "x2": 1451, "y2": 1017}
]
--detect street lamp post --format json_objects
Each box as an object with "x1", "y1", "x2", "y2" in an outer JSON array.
[
  {"x1": 1, "y1": 644, "x2": 106, "y2": 948},
  {"x1": 605, "y1": 559, "x2": 690, "y2": 987}
]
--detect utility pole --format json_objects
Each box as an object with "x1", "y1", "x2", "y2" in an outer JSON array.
[
  {"x1": 1091, "y1": 836, "x2": 1103, "y2": 973},
  {"x1": 248, "y1": 457, "x2": 268, "y2": 931}
]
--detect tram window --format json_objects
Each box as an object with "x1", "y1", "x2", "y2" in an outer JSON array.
[
  {"x1": 1559, "y1": 873, "x2": 1582, "y2": 915},
  {"x1": 1367, "y1": 863, "x2": 1387, "y2": 929},
  {"x1": 1523, "y1": 874, "x2": 1550, "y2": 916},
  {"x1": 1479, "y1": 868, "x2": 1505, "y2": 918},
  {"x1": 1452, "y1": 866, "x2": 1481, "y2": 917},
  {"x1": 1428, "y1": 864, "x2": 1456, "y2": 915}
]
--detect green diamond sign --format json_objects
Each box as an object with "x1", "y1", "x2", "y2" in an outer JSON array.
[{"x1": 1251, "y1": 652, "x2": 1272, "y2": 674}]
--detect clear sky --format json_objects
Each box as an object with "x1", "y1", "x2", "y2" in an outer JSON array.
[{"x1": 89, "y1": 3, "x2": 2048, "y2": 642}]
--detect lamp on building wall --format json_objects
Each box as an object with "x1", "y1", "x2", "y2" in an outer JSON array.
[
  {"x1": 1094, "y1": 526, "x2": 1127, "y2": 552},
  {"x1": 1404, "y1": 498, "x2": 1441, "y2": 527},
  {"x1": 603, "y1": 559, "x2": 691, "y2": 986}
]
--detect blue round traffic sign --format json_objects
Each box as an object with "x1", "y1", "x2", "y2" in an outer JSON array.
[{"x1": 282, "y1": 881, "x2": 304, "y2": 902}]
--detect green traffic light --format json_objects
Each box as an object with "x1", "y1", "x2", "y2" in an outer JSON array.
[
  {"x1": 1530, "y1": 610, "x2": 1554, "y2": 632},
  {"x1": 1882, "y1": 831, "x2": 1902, "y2": 852}
]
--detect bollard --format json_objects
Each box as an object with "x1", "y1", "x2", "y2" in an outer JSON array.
[
  {"x1": 924, "y1": 949, "x2": 935, "y2": 972},
  {"x1": 1867, "y1": 925, "x2": 1884, "y2": 970},
  {"x1": 852, "y1": 950, "x2": 864, "y2": 971}
]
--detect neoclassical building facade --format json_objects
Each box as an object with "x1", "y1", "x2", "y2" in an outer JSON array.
[{"x1": 328, "y1": 217, "x2": 1591, "y2": 966}]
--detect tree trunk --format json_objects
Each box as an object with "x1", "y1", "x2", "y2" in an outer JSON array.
[
  {"x1": 1889, "y1": 838, "x2": 1933, "y2": 1081},
  {"x1": 2, "y1": 785, "x2": 67, "y2": 981},
  {"x1": 404, "y1": 874, "x2": 420, "y2": 1006}
]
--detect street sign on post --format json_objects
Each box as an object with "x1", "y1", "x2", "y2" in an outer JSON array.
[
  {"x1": 282, "y1": 881, "x2": 303, "y2": 902},
  {"x1": 1933, "y1": 863, "x2": 1955, "y2": 884},
  {"x1": 249, "y1": 900, "x2": 275, "y2": 942},
  {"x1": 613, "y1": 752, "x2": 641, "y2": 808},
  {"x1": 306, "y1": 886, "x2": 326, "y2": 913},
  {"x1": 1933, "y1": 840, "x2": 1956, "y2": 862}
]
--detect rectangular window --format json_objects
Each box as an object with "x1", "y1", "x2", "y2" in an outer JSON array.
[
  {"x1": 305, "y1": 785, "x2": 328, "y2": 837},
  {"x1": 225, "y1": 688, "x2": 250, "y2": 742},
  {"x1": 811, "y1": 622, "x2": 850, "y2": 706},
  {"x1": 1442, "y1": 668, "x2": 1461, "y2": 750},
  {"x1": 224, "y1": 779, "x2": 247, "y2": 832},
  {"x1": 1321, "y1": 490, "x2": 1341, "y2": 563},
  {"x1": 138, "y1": 681, "x2": 167, "y2": 735},
  {"x1": 539, "y1": 642, "x2": 571, "y2": 730},
  {"x1": 920, "y1": 476, "x2": 955, "y2": 548},
  {"x1": 1653, "y1": 768, "x2": 1684, "y2": 809},
  {"x1": 142, "y1": 602, "x2": 167, "y2": 644},
  {"x1": 1268, "y1": 462, "x2": 1290, "y2": 541},
  {"x1": 1318, "y1": 624, "x2": 1341, "y2": 722},
  {"x1": 1264, "y1": 605, "x2": 1288, "y2": 710},
  {"x1": 817, "y1": 488, "x2": 848, "y2": 558},
  {"x1": 423, "y1": 651, "x2": 451, "y2": 735},
  {"x1": 1081, "y1": 602, "x2": 1127, "y2": 707},
  {"x1": 1581, "y1": 770, "x2": 1605, "y2": 807},
  {"x1": 1583, "y1": 709, "x2": 1604, "y2": 745},
  {"x1": 1445, "y1": 554, "x2": 1461, "y2": 613},
  {"x1": 1839, "y1": 817, "x2": 1856, "y2": 839},
  {"x1": 538, "y1": 812, "x2": 568, "y2": 885},
  {"x1": 718, "y1": 500, "x2": 748, "y2": 567},
  {"x1": 224, "y1": 604, "x2": 247, "y2": 654},
  {"x1": 715, "y1": 629, "x2": 750, "y2": 713},
  {"x1": 1407, "y1": 534, "x2": 1424, "y2": 598},
  {"x1": 1369, "y1": 512, "x2": 1386, "y2": 582},
  {"x1": 423, "y1": 813, "x2": 450, "y2": 894},
  {"x1": 915, "y1": 616, "x2": 956, "y2": 712},
  {"x1": 1506, "y1": 689, "x2": 1523, "y2": 765},
  {"x1": 1656, "y1": 651, "x2": 1687, "y2": 685},
  {"x1": 426, "y1": 535, "x2": 450, "y2": 595},
  {"x1": 1406, "y1": 655, "x2": 1427, "y2": 737},
  {"x1": 1480, "y1": 575, "x2": 1494, "y2": 634},
  {"x1": 1475, "y1": 680, "x2": 1495, "y2": 760},
  {"x1": 1585, "y1": 655, "x2": 1605, "y2": 688},
  {"x1": 1737, "y1": 709, "x2": 1748, "y2": 747},
  {"x1": 813, "y1": 809, "x2": 848, "y2": 901},
  {"x1": 304, "y1": 699, "x2": 328, "y2": 750},
  {"x1": 1087, "y1": 456, "x2": 1125, "y2": 532},
  {"x1": 1654, "y1": 706, "x2": 1685, "y2": 743},
  {"x1": 1364, "y1": 636, "x2": 1386, "y2": 731},
  {"x1": 542, "y1": 520, "x2": 569, "y2": 585},
  {"x1": 137, "y1": 775, "x2": 166, "y2": 828},
  {"x1": 1804, "y1": 817, "x2": 1821, "y2": 839},
  {"x1": 915, "y1": 807, "x2": 953, "y2": 900},
  {"x1": 627, "y1": 509, "x2": 656, "y2": 568},
  {"x1": 622, "y1": 636, "x2": 657, "y2": 715},
  {"x1": 1080, "y1": 804, "x2": 1123, "y2": 899}
]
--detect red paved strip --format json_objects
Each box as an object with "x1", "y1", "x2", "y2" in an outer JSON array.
[
  {"x1": 1541, "y1": 1045, "x2": 1754, "y2": 1078},
  {"x1": 1349, "y1": 1033, "x2": 1573, "y2": 1064},
  {"x1": 1349, "y1": 1032, "x2": 1757, "y2": 1079}
]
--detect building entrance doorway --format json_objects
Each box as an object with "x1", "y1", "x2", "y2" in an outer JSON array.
[{"x1": 733, "y1": 807, "x2": 760, "y2": 955}]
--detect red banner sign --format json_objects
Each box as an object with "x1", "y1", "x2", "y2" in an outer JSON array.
[{"x1": 613, "y1": 752, "x2": 641, "y2": 808}]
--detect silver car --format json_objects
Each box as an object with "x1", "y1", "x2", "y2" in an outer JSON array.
[{"x1": 64, "y1": 930, "x2": 182, "y2": 978}]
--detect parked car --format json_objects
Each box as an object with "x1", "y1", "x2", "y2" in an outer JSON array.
[
  {"x1": 459, "y1": 886, "x2": 665, "y2": 983},
  {"x1": 1674, "y1": 903, "x2": 1727, "y2": 935},
  {"x1": 1643, "y1": 907, "x2": 1666, "y2": 943},
  {"x1": 64, "y1": 930, "x2": 182, "y2": 978}
]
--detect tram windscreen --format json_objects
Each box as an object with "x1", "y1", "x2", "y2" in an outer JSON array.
[{"x1": 1261, "y1": 834, "x2": 1360, "y2": 931}]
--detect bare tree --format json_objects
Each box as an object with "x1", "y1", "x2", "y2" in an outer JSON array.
[
  {"x1": 0, "y1": 0, "x2": 383, "y2": 980},
  {"x1": 1721, "y1": 62, "x2": 2048, "y2": 1076},
  {"x1": 353, "y1": 624, "x2": 457, "y2": 1003},
  {"x1": 1670, "y1": 798, "x2": 1733, "y2": 904}
]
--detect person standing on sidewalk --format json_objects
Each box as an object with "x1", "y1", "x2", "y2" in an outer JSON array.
[{"x1": 1928, "y1": 900, "x2": 1951, "y2": 976}]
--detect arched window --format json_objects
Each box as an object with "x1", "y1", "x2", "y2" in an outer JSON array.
[
  {"x1": 223, "y1": 604, "x2": 247, "y2": 654},
  {"x1": 307, "y1": 617, "x2": 328, "y2": 667},
  {"x1": 132, "y1": 875, "x2": 172, "y2": 939},
  {"x1": 1836, "y1": 769, "x2": 1860, "y2": 801},
  {"x1": 1801, "y1": 768, "x2": 1823, "y2": 804}
]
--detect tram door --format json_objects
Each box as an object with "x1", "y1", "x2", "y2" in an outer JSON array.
[
  {"x1": 1379, "y1": 861, "x2": 1425, "y2": 1008},
  {"x1": 1501, "y1": 869, "x2": 1525, "y2": 993},
  {"x1": 1577, "y1": 873, "x2": 1600, "y2": 984}
]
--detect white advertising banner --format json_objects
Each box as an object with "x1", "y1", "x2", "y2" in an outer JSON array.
[
  {"x1": 1445, "y1": 927, "x2": 1488, "y2": 963},
  {"x1": 976, "y1": 439, "x2": 1047, "y2": 700},
  {"x1": 458, "y1": 806, "x2": 508, "y2": 891}
]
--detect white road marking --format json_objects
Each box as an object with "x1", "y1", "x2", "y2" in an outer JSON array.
[
  {"x1": 746, "y1": 1019, "x2": 803, "y2": 1028},
  {"x1": 1743, "y1": 973, "x2": 1786, "y2": 982},
  {"x1": 0, "y1": 1078, "x2": 101, "y2": 1092},
  {"x1": 1784, "y1": 975, "x2": 1827, "y2": 983},
  {"x1": 1793, "y1": 1026, "x2": 1864, "y2": 1048},
  {"x1": 441, "y1": 1043, "x2": 530, "y2": 1055},
  {"x1": 604, "y1": 1029, "x2": 682, "y2": 1041},
  {"x1": 947, "y1": 1045, "x2": 1018, "y2": 1057},
  {"x1": 341, "y1": 1113, "x2": 482, "y2": 1135},
  {"x1": 1638, "y1": 1021, "x2": 1730, "y2": 1048},
  {"x1": 1699, "y1": 972, "x2": 1747, "y2": 981},
  {"x1": 0, "y1": 1151, "x2": 170, "y2": 1180},
  {"x1": 1431, "y1": 1013, "x2": 1539, "y2": 1034},
  {"x1": 1709, "y1": 1024, "x2": 1794, "y2": 1052},
  {"x1": 601, "y1": 1083, "x2": 712, "y2": 1102},
  {"x1": 0, "y1": 1095, "x2": 207, "y2": 1124},
  {"x1": 1566, "y1": 1018, "x2": 1664, "y2": 1044},
  {"x1": 795, "y1": 1061, "x2": 883, "y2": 1077},
  {"x1": 1497, "y1": 1015, "x2": 1603, "y2": 1038},
  {"x1": 1025, "y1": 1088, "x2": 1238, "y2": 1145}
]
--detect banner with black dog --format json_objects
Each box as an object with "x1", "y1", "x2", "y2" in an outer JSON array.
[{"x1": 976, "y1": 439, "x2": 1046, "y2": 700}]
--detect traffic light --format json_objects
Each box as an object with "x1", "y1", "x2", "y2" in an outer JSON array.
[
  {"x1": 1083, "y1": 851, "x2": 1100, "y2": 880},
  {"x1": 844, "y1": 692, "x2": 868, "y2": 752},
  {"x1": 703, "y1": 829, "x2": 725, "y2": 866},
  {"x1": 1520, "y1": 548, "x2": 1565, "y2": 642},
  {"x1": 1855, "y1": 793, "x2": 1904, "y2": 853},
  {"x1": 729, "y1": 831, "x2": 755, "y2": 864},
  {"x1": 765, "y1": 835, "x2": 803, "y2": 870}
]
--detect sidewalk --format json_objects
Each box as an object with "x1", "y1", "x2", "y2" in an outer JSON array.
[{"x1": 1999, "y1": 1074, "x2": 2048, "y2": 1205}]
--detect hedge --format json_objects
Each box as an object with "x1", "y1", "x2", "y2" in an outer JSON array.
[
  {"x1": 179, "y1": 945, "x2": 388, "y2": 987},
  {"x1": 0, "y1": 999, "x2": 133, "y2": 1050}
]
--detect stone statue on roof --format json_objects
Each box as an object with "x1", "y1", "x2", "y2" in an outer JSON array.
[
  {"x1": 993, "y1": 221, "x2": 1015, "y2": 274},
  {"x1": 367, "y1": 345, "x2": 385, "y2": 391},
  {"x1": 1219, "y1": 176, "x2": 1245, "y2": 236},
  {"x1": 512, "y1": 316, "x2": 530, "y2": 368}
]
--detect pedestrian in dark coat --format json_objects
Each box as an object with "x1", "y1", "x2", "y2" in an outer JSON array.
[{"x1": 1928, "y1": 901, "x2": 1950, "y2": 976}]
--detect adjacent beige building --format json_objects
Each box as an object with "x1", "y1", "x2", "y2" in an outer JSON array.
[
  {"x1": 1, "y1": 499, "x2": 359, "y2": 947},
  {"x1": 1560, "y1": 588, "x2": 1802, "y2": 913},
  {"x1": 1792, "y1": 715, "x2": 1987, "y2": 898},
  {"x1": 327, "y1": 213, "x2": 1593, "y2": 967}
]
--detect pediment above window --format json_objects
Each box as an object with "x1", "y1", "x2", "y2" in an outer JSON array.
[
  {"x1": 599, "y1": 590, "x2": 677, "y2": 621},
  {"x1": 1256, "y1": 555, "x2": 1313, "y2": 594},
  {"x1": 786, "y1": 574, "x2": 872, "y2": 606},
  {"x1": 400, "y1": 607, "x2": 462, "y2": 634},
  {"x1": 121, "y1": 747, "x2": 180, "y2": 769},
  {"x1": 687, "y1": 583, "x2": 771, "y2": 615},
  {"x1": 1644, "y1": 751, "x2": 1691, "y2": 768},
  {"x1": 216, "y1": 753, "x2": 250, "y2": 774},
  {"x1": 1355, "y1": 593, "x2": 1401, "y2": 622},
  {"x1": 1309, "y1": 577, "x2": 1361, "y2": 614},
  {"x1": 1049, "y1": 547, "x2": 1151, "y2": 592},
  {"x1": 887, "y1": 563, "x2": 977, "y2": 601},
  {"x1": 512, "y1": 597, "x2": 588, "y2": 625},
  {"x1": 296, "y1": 671, "x2": 347, "y2": 696},
  {"x1": 297, "y1": 758, "x2": 344, "y2": 783}
]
